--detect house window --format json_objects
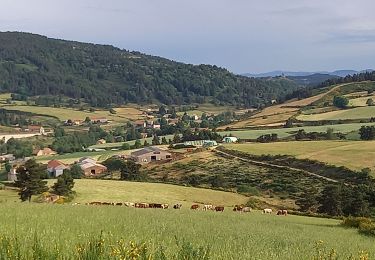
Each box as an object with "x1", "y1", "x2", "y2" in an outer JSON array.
[
  {"x1": 91, "y1": 169, "x2": 96, "y2": 175},
  {"x1": 151, "y1": 155, "x2": 157, "y2": 161},
  {"x1": 166, "y1": 155, "x2": 171, "y2": 159}
]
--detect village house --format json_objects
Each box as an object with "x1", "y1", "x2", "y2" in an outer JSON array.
[
  {"x1": 191, "y1": 114, "x2": 200, "y2": 121},
  {"x1": 91, "y1": 117, "x2": 108, "y2": 124},
  {"x1": 25, "y1": 125, "x2": 45, "y2": 135},
  {"x1": 152, "y1": 124, "x2": 161, "y2": 130},
  {"x1": 77, "y1": 157, "x2": 107, "y2": 176},
  {"x1": 8, "y1": 167, "x2": 18, "y2": 181},
  {"x1": 222, "y1": 136, "x2": 238, "y2": 143},
  {"x1": 47, "y1": 160, "x2": 70, "y2": 177},
  {"x1": 134, "y1": 120, "x2": 147, "y2": 128},
  {"x1": 33, "y1": 148, "x2": 57, "y2": 157},
  {"x1": 131, "y1": 147, "x2": 172, "y2": 164},
  {"x1": 96, "y1": 139, "x2": 106, "y2": 145},
  {"x1": 0, "y1": 154, "x2": 15, "y2": 162}
]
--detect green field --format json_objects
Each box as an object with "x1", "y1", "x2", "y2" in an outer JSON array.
[
  {"x1": 0, "y1": 180, "x2": 374, "y2": 259},
  {"x1": 297, "y1": 106, "x2": 375, "y2": 121},
  {"x1": 89, "y1": 135, "x2": 175, "y2": 149},
  {"x1": 225, "y1": 140, "x2": 375, "y2": 173},
  {"x1": 220, "y1": 122, "x2": 375, "y2": 140}
]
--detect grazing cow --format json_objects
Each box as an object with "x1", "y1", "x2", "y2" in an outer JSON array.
[
  {"x1": 233, "y1": 205, "x2": 244, "y2": 212},
  {"x1": 135, "y1": 203, "x2": 149, "y2": 208},
  {"x1": 191, "y1": 204, "x2": 200, "y2": 210},
  {"x1": 115, "y1": 202, "x2": 123, "y2": 206},
  {"x1": 124, "y1": 202, "x2": 135, "y2": 207},
  {"x1": 102, "y1": 202, "x2": 113, "y2": 206},
  {"x1": 277, "y1": 210, "x2": 288, "y2": 216},
  {"x1": 173, "y1": 204, "x2": 182, "y2": 209},
  {"x1": 242, "y1": 207, "x2": 252, "y2": 213},
  {"x1": 89, "y1": 202, "x2": 102, "y2": 206},
  {"x1": 162, "y1": 204, "x2": 169, "y2": 209},
  {"x1": 203, "y1": 204, "x2": 214, "y2": 211},
  {"x1": 215, "y1": 206, "x2": 225, "y2": 212},
  {"x1": 263, "y1": 208, "x2": 273, "y2": 214}
]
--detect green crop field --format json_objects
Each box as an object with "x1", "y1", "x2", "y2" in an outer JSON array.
[
  {"x1": 220, "y1": 122, "x2": 375, "y2": 140},
  {"x1": 0, "y1": 180, "x2": 374, "y2": 259},
  {"x1": 89, "y1": 135, "x2": 175, "y2": 149},
  {"x1": 225, "y1": 140, "x2": 375, "y2": 173},
  {"x1": 297, "y1": 106, "x2": 375, "y2": 121}
]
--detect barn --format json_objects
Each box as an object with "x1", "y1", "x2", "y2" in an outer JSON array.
[{"x1": 131, "y1": 147, "x2": 172, "y2": 164}]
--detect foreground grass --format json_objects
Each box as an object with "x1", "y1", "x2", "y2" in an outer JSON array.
[
  {"x1": 225, "y1": 140, "x2": 375, "y2": 173},
  {"x1": 0, "y1": 203, "x2": 373, "y2": 259}
]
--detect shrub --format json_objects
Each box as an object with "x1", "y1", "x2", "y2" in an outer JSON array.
[
  {"x1": 237, "y1": 185, "x2": 260, "y2": 196},
  {"x1": 341, "y1": 217, "x2": 373, "y2": 229}
]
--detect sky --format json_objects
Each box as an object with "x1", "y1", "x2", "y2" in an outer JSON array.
[{"x1": 0, "y1": 0, "x2": 375, "y2": 74}]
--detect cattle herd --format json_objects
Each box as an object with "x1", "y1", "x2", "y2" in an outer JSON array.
[{"x1": 81, "y1": 201, "x2": 287, "y2": 215}]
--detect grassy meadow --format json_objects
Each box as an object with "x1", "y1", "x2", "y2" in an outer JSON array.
[
  {"x1": 225, "y1": 140, "x2": 375, "y2": 173},
  {"x1": 297, "y1": 106, "x2": 375, "y2": 121},
  {"x1": 220, "y1": 122, "x2": 375, "y2": 140},
  {"x1": 0, "y1": 203, "x2": 373, "y2": 259}
]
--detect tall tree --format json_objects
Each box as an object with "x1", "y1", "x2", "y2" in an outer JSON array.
[
  {"x1": 318, "y1": 185, "x2": 343, "y2": 216},
  {"x1": 52, "y1": 172, "x2": 75, "y2": 196},
  {"x1": 14, "y1": 160, "x2": 48, "y2": 202}
]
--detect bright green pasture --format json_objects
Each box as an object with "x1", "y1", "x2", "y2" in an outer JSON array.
[
  {"x1": 0, "y1": 203, "x2": 373, "y2": 259},
  {"x1": 297, "y1": 106, "x2": 375, "y2": 121},
  {"x1": 225, "y1": 140, "x2": 375, "y2": 173},
  {"x1": 220, "y1": 122, "x2": 375, "y2": 139}
]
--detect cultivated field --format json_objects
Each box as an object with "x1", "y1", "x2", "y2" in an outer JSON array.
[
  {"x1": 225, "y1": 140, "x2": 375, "y2": 173},
  {"x1": 0, "y1": 203, "x2": 373, "y2": 259}
]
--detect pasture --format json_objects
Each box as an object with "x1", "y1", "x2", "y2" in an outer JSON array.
[
  {"x1": 225, "y1": 140, "x2": 375, "y2": 173},
  {"x1": 0, "y1": 203, "x2": 373, "y2": 259},
  {"x1": 297, "y1": 106, "x2": 375, "y2": 121},
  {"x1": 220, "y1": 122, "x2": 375, "y2": 140}
]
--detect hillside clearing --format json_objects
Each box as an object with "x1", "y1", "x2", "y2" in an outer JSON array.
[
  {"x1": 225, "y1": 140, "x2": 375, "y2": 173},
  {"x1": 297, "y1": 106, "x2": 375, "y2": 121}
]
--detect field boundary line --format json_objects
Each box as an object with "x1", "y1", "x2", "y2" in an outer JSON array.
[{"x1": 214, "y1": 149, "x2": 339, "y2": 184}]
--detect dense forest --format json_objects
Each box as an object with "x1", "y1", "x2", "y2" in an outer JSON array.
[{"x1": 0, "y1": 32, "x2": 301, "y2": 108}]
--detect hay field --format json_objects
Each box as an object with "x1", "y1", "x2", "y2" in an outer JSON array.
[{"x1": 225, "y1": 140, "x2": 375, "y2": 173}]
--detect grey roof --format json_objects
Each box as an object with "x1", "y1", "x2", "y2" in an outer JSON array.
[{"x1": 131, "y1": 146, "x2": 168, "y2": 157}]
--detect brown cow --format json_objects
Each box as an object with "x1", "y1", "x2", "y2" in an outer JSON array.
[
  {"x1": 233, "y1": 205, "x2": 244, "y2": 212},
  {"x1": 89, "y1": 202, "x2": 103, "y2": 206},
  {"x1": 277, "y1": 210, "x2": 288, "y2": 216},
  {"x1": 135, "y1": 203, "x2": 149, "y2": 208},
  {"x1": 115, "y1": 202, "x2": 123, "y2": 206},
  {"x1": 191, "y1": 204, "x2": 199, "y2": 210},
  {"x1": 215, "y1": 206, "x2": 224, "y2": 212}
]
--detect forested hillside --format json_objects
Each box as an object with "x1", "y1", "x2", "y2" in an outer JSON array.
[{"x1": 0, "y1": 32, "x2": 300, "y2": 107}]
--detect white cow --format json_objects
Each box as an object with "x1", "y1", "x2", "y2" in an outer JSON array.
[
  {"x1": 203, "y1": 204, "x2": 214, "y2": 211},
  {"x1": 263, "y1": 208, "x2": 273, "y2": 214}
]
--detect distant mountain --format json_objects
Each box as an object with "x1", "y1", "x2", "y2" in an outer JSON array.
[
  {"x1": 287, "y1": 73, "x2": 341, "y2": 87},
  {"x1": 244, "y1": 69, "x2": 374, "y2": 78}
]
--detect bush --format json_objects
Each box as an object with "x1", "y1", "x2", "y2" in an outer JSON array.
[
  {"x1": 341, "y1": 217, "x2": 373, "y2": 228},
  {"x1": 237, "y1": 185, "x2": 260, "y2": 196}
]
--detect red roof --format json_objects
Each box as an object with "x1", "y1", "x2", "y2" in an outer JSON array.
[{"x1": 47, "y1": 160, "x2": 66, "y2": 169}]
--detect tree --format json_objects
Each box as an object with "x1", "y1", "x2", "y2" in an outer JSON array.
[
  {"x1": 296, "y1": 189, "x2": 318, "y2": 212},
  {"x1": 366, "y1": 98, "x2": 374, "y2": 106},
  {"x1": 134, "y1": 139, "x2": 142, "y2": 149},
  {"x1": 359, "y1": 126, "x2": 375, "y2": 140},
  {"x1": 14, "y1": 160, "x2": 48, "y2": 202},
  {"x1": 143, "y1": 140, "x2": 149, "y2": 146},
  {"x1": 172, "y1": 133, "x2": 181, "y2": 144},
  {"x1": 152, "y1": 135, "x2": 160, "y2": 145},
  {"x1": 161, "y1": 137, "x2": 168, "y2": 145},
  {"x1": 318, "y1": 185, "x2": 342, "y2": 216},
  {"x1": 333, "y1": 96, "x2": 349, "y2": 108},
  {"x1": 326, "y1": 128, "x2": 335, "y2": 140},
  {"x1": 121, "y1": 143, "x2": 130, "y2": 150},
  {"x1": 52, "y1": 172, "x2": 75, "y2": 196},
  {"x1": 120, "y1": 161, "x2": 142, "y2": 181},
  {"x1": 67, "y1": 164, "x2": 84, "y2": 179}
]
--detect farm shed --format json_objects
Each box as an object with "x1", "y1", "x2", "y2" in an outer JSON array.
[
  {"x1": 131, "y1": 147, "x2": 172, "y2": 164},
  {"x1": 222, "y1": 137, "x2": 238, "y2": 143},
  {"x1": 77, "y1": 157, "x2": 107, "y2": 176},
  {"x1": 47, "y1": 160, "x2": 70, "y2": 177}
]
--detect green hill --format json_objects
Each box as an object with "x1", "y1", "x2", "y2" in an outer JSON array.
[{"x1": 0, "y1": 32, "x2": 300, "y2": 107}]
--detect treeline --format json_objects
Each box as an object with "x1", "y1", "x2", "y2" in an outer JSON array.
[
  {"x1": 0, "y1": 32, "x2": 301, "y2": 108},
  {"x1": 0, "y1": 109, "x2": 35, "y2": 127},
  {"x1": 0, "y1": 138, "x2": 33, "y2": 158}
]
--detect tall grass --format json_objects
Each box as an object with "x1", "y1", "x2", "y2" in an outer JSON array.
[{"x1": 0, "y1": 203, "x2": 374, "y2": 259}]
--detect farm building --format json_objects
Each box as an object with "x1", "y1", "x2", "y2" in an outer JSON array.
[
  {"x1": 7, "y1": 167, "x2": 18, "y2": 181},
  {"x1": 131, "y1": 147, "x2": 172, "y2": 164},
  {"x1": 77, "y1": 157, "x2": 107, "y2": 176},
  {"x1": 25, "y1": 125, "x2": 45, "y2": 135},
  {"x1": 0, "y1": 154, "x2": 15, "y2": 162},
  {"x1": 33, "y1": 148, "x2": 57, "y2": 157},
  {"x1": 47, "y1": 160, "x2": 70, "y2": 177},
  {"x1": 183, "y1": 140, "x2": 218, "y2": 147},
  {"x1": 222, "y1": 137, "x2": 238, "y2": 143},
  {"x1": 96, "y1": 139, "x2": 106, "y2": 145}
]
